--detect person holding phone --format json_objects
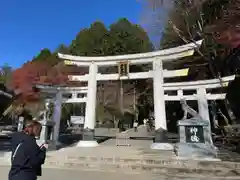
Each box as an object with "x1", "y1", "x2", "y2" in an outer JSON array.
[{"x1": 9, "y1": 120, "x2": 48, "y2": 180}]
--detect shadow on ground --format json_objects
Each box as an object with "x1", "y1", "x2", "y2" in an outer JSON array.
[
  {"x1": 55, "y1": 133, "x2": 111, "y2": 150},
  {"x1": 0, "y1": 132, "x2": 112, "y2": 153}
]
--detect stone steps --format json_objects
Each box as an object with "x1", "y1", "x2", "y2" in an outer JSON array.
[
  {"x1": 1, "y1": 157, "x2": 239, "y2": 179},
  {"x1": 40, "y1": 165, "x2": 239, "y2": 180},
  {"x1": 1, "y1": 145, "x2": 240, "y2": 178},
  {"x1": 42, "y1": 146, "x2": 240, "y2": 178},
  {"x1": 45, "y1": 154, "x2": 239, "y2": 168},
  {"x1": 218, "y1": 148, "x2": 240, "y2": 162},
  {"x1": 43, "y1": 157, "x2": 240, "y2": 177}
]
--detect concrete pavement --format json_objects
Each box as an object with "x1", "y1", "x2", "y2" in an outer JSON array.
[
  {"x1": 0, "y1": 166, "x2": 150, "y2": 180},
  {"x1": 1, "y1": 166, "x2": 240, "y2": 180}
]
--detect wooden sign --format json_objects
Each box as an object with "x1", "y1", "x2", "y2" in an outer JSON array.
[
  {"x1": 64, "y1": 60, "x2": 74, "y2": 65},
  {"x1": 118, "y1": 61, "x2": 129, "y2": 77}
]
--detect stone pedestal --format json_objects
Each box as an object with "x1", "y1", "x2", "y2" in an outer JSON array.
[
  {"x1": 175, "y1": 118, "x2": 218, "y2": 160},
  {"x1": 76, "y1": 128, "x2": 98, "y2": 147},
  {"x1": 82, "y1": 128, "x2": 94, "y2": 141},
  {"x1": 52, "y1": 92, "x2": 62, "y2": 148},
  {"x1": 76, "y1": 140, "x2": 98, "y2": 147},
  {"x1": 151, "y1": 128, "x2": 174, "y2": 150},
  {"x1": 37, "y1": 120, "x2": 58, "y2": 150}
]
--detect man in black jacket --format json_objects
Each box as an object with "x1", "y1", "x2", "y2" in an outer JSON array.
[{"x1": 9, "y1": 120, "x2": 48, "y2": 180}]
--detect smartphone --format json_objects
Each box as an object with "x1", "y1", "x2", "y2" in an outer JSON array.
[{"x1": 40, "y1": 143, "x2": 47, "y2": 150}]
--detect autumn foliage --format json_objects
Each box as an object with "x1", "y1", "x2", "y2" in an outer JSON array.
[
  {"x1": 10, "y1": 61, "x2": 51, "y2": 101},
  {"x1": 8, "y1": 18, "x2": 152, "y2": 103}
]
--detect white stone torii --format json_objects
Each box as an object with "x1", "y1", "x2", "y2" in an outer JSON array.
[
  {"x1": 164, "y1": 75, "x2": 235, "y2": 100},
  {"x1": 164, "y1": 75, "x2": 235, "y2": 121},
  {"x1": 35, "y1": 85, "x2": 87, "y2": 145},
  {"x1": 36, "y1": 74, "x2": 235, "y2": 148},
  {"x1": 36, "y1": 85, "x2": 87, "y2": 103},
  {"x1": 58, "y1": 40, "x2": 203, "y2": 149}
]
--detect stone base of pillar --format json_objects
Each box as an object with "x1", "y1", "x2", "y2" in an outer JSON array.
[
  {"x1": 151, "y1": 128, "x2": 174, "y2": 150},
  {"x1": 53, "y1": 140, "x2": 62, "y2": 148},
  {"x1": 153, "y1": 128, "x2": 168, "y2": 142},
  {"x1": 76, "y1": 140, "x2": 99, "y2": 147},
  {"x1": 75, "y1": 128, "x2": 98, "y2": 147},
  {"x1": 82, "y1": 128, "x2": 95, "y2": 141},
  {"x1": 151, "y1": 143, "x2": 174, "y2": 150}
]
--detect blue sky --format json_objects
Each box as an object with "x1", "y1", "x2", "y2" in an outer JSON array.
[{"x1": 0, "y1": 0, "x2": 144, "y2": 68}]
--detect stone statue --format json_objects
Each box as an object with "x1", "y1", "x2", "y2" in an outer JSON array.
[
  {"x1": 41, "y1": 101, "x2": 51, "y2": 121},
  {"x1": 180, "y1": 99, "x2": 201, "y2": 120}
]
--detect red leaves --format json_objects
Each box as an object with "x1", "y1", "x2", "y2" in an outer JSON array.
[
  {"x1": 9, "y1": 60, "x2": 87, "y2": 102},
  {"x1": 10, "y1": 61, "x2": 51, "y2": 102},
  {"x1": 215, "y1": 28, "x2": 240, "y2": 48},
  {"x1": 39, "y1": 62, "x2": 86, "y2": 86}
]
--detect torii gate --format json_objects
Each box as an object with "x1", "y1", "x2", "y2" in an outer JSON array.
[
  {"x1": 35, "y1": 85, "x2": 87, "y2": 145},
  {"x1": 58, "y1": 40, "x2": 203, "y2": 149}
]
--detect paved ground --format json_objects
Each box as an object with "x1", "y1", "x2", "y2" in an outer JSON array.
[
  {"x1": 1, "y1": 166, "x2": 240, "y2": 180},
  {"x1": 0, "y1": 166, "x2": 150, "y2": 180}
]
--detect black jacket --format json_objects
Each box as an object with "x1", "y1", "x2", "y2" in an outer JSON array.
[{"x1": 8, "y1": 132, "x2": 46, "y2": 180}]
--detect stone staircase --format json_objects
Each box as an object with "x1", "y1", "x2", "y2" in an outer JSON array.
[
  {"x1": 123, "y1": 125, "x2": 154, "y2": 138},
  {"x1": 218, "y1": 147, "x2": 240, "y2": 162},
  {"x1": 36, "y1": 146, "x2": 240, "y2": 178},
  {"x1": 1, "y1": 145, "x2": 240, "y2": 178},
  {"x1": 1, "y1": 140, "x2": 240, "y2": 178}
]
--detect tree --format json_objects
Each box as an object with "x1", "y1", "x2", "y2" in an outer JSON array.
[
  {"x1": 68, "y1": 19, "x2": 153, "y2": 124},
  {"x1": 70, "y1": 19, "x2": 153, "y2": 56},
  {"x1": 106, "y1": 18, "x2": 154, "y2": 118},
  {"x1": 33, "y1": 48, "x2": 52, "y2": 62},
  {"x1": 10, "y1": 61, "x2": 51, "y2": 101},
  {"x1": 7, "y1": 18, "x2": 153, "y2": 124},
  {"x1": 141, "y1": 0, "x2": 240, "y2": 123},
  {"x1": 143, "y1": 0, "x2": 237, "y2": 72},
  {"x1": 70, "y1": 21, "x2": 110, "y2": 56},
  {"x1": 56, "y1": 44, "x2": 70, "y2": 54},
  {"x1": 109, "y1": 18, "x2": 153, "y2": 55}
]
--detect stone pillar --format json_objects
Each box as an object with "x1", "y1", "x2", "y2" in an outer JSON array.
[
  {"x1": 197, "y1": 88, "x2": 210, "y2": 121},
  {"x1": 151, "y1": 58, "x2": 173, "y2": 150},
  {"x1": 197, "y1": 88, "x2": 213, "y2": 145},
  {"x1": 52, "y1": 91, "x2": 62, "y2": 146},
  {"x1": 77, "y1": 63, "x2": 98, "y2": 147}
]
